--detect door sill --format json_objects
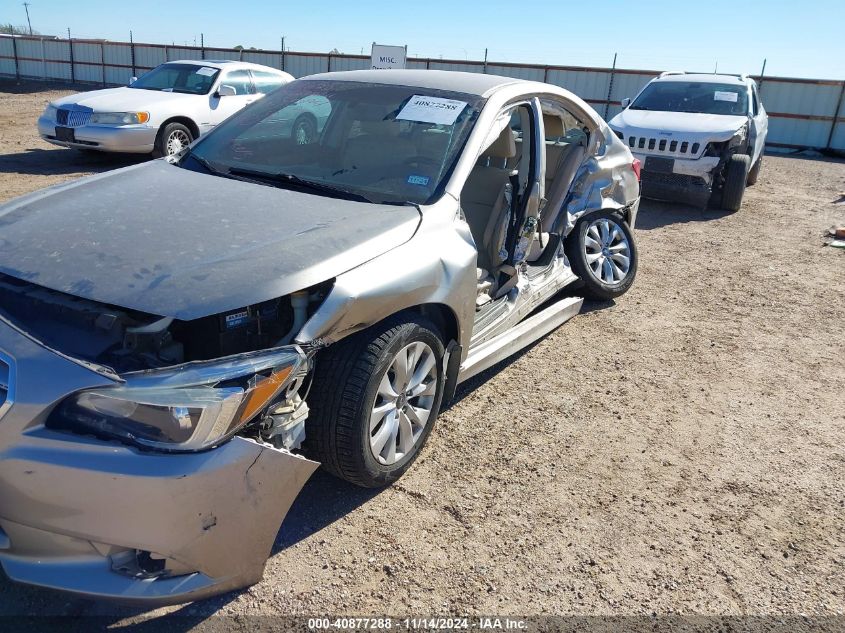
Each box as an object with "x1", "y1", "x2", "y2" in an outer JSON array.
[{"x1": 458, "y1": 295, "x2": 583, "y2": 383}]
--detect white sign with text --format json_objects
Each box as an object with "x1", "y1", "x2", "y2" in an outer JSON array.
[
  {"x1": 371, "y1": 43, "x2": 406, "y2": 70},
  {"x1": 396, "y1": 95, "x2": 468, "y2": 125}
]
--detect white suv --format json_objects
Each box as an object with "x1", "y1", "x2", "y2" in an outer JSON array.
[{"x1": 609, "y1": 72, "x2": 767, "y2": 211}]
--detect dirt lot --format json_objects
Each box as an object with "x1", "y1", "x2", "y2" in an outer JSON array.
[{"x1": 0, "y1": 81, "x2": 844, "y2": 628}]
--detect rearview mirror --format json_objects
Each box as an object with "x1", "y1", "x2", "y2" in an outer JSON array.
[
  {"x1": 129, "y1": 76, "x2": 137, "y2": 85},
  {"x1": 621, "y1": 97, "x2": 631, "y2": 108},
  {"x1": 216, "y1": 85, "x2": 237, "y2": 97}
]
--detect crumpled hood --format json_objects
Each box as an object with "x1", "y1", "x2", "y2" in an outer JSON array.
[
  {"x1": 0, "y1": 160, "x2": 421, "y2": 320},
  {"x1": 610, "y1": 109, "x2": 747, "y2": 140},
  {"x1": 50, "y1": 86, "x2": 198, "y2": 112}
]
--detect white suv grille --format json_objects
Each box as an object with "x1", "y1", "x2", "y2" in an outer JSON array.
[{"x1": 627, "y1": 135, "x2": 701, "y2": 158}]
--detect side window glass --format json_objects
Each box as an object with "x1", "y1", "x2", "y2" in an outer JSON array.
[
  {"x1": 540, "y1": 99, "x2": 587, "y2": 146},
  {"x1": 252, "y1": 71, "x2": 284, "y2": 95},
  {"x1": 751, "y1": 88, "x2": 760, "y2": 116},
  {"x1": 221, "y1": 69, "x2": 254, "y2": 95}
]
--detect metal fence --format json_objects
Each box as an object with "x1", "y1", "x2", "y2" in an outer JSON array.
[{"x1": 1, "y1": 34, "x2": 843, "y2": 151}]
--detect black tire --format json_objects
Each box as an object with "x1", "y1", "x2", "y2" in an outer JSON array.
[
  {"x1": 292, "y1": 114, "x2": 318, "y2": 145},
  {"x1": 566, "y1": 210, "x2": 637, "y2": 301},
  {"x1": 153, "y1": 122, "x2": 193, "y2": 158},
  {"x1": 304, "y1": 314, "x2": 445, "y2": 488},
  {"x1": 746, "y1": 154, "x2": 763, "y2": 186},
  {"x1": 720, "y1": 154, "x2": 751, "y2": 211}
]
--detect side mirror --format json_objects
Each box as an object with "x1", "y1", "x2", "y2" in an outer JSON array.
[
  {"x1": 621, "y1": 97, "x2": 631, "y2": 108},
  {"x1": 129, "y1": 76, "x2": 137, "y2": 85},
  {"x1": 216, "y1": 85, "x2": 237, "y2": 98}
]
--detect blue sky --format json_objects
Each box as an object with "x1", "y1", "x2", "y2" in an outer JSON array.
[{"x1": 9, "y1": 0, "x2": 844, "y2": 79}]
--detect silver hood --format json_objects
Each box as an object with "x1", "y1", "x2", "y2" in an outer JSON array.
[{"x1": 0, "y1": 160, "x2": 420, "y2": 320}]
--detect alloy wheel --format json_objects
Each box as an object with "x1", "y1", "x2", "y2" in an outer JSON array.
[
  {"x1": 369, "y1": 342, "x2": 438, "y2": 465},
  {"x1": 583, "y1": 217, "x2": 631, "y2": 285},
  {"x1": 166, "y1": 129, "x2": 191, "y2": 155}
]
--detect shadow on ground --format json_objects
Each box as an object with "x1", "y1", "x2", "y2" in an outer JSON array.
[
  {"x1": 0, "y1": 147, "x2": 148, "y2": 176},
  {"x1": 635, "y1": 198, "x2": 735, "y2": 230}
]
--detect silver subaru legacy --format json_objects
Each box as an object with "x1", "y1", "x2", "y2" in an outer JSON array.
[{"x1": 0, "y1": 70, "x2": 640, "y2": 604}]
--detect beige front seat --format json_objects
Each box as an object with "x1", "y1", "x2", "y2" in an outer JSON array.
[{"x1": 460, "y1": 126, "x2": 517, "y2": 276}]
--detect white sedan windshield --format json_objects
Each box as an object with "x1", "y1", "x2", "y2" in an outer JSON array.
[
  {"x1": 130, "y1": 63, "x2": 220, "y2": 95},
  {"x1": 185, "y1": 80, "x2": 484, "y2": 205}
]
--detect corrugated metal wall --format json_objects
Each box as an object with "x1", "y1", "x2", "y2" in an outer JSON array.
[{"x1": 1, "y1": 35, "x2": 842, "y2": 151}]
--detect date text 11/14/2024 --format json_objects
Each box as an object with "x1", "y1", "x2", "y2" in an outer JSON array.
[{"x1": 307, "y1": 617, "x2": 528, "y2": 630}]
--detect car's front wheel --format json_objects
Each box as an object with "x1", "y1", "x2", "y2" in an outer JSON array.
[
  {"x1": 154, "y1": 122, "x2": 194, "y2": 158},
  {"x1": 566, "y1": 211, "x2": 637, "y2": 301},
  {"x1": 720, "y1": 153, "x2": 751, "y2": 211},
  {"x1": 305, "y1": 314, "x2": 445, "y2": 488}
]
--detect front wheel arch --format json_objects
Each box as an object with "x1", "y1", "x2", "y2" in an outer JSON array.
[
  {"x1": 159, "y1": 116, "x2": 200, "y2": 140},
  {"x1": 152, "y1": 117, "x2": 200, "y2": 157}
]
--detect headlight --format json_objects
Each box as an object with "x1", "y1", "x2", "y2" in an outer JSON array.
[
  {"x1": 43, "y1": 105, "x2": 58, "y2": 121},
  {"x1": 728, "y1": 126, "x2": 747, "y2": 148},
  {"x1": 89, "y1": 111, "x2": 150, "y2": 125},
  {"x1": 49, "y1": 347, "x2": 307, "y2": 452}
]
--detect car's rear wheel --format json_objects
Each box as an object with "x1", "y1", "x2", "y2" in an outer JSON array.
[
  {"x1": 720, "y1": 154, "x2": 751, "y2": 211},
  {"x1": 153, "y1": 122, "x2": 193, "y2": 158},
  {"x1": 292, "y1": 114, "x2": 318, "y2": 145},
  {"x1": 304, "y1": 314, "x2": 445, "y2": 488},
  {"x1": 566, "y1": 211, "x2": 637, "y2": 300},
  {"x1": 746, "y1": 154, "x2": 763, "y2": 186}
]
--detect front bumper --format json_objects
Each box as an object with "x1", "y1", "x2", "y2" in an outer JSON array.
[
  {"x1": 0, "y1": 318, "x2": 318, "y2": 605},
  {"x1": 37, "y1": 116, "x2": 158, "y2": 153},
  {"x1": 632, "y1": 152, "x2": 720, "y2": 208}
]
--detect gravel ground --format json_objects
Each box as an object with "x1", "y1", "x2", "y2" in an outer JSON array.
[{"x1": 0, "y1": 81, "x2": 844, "y2": 629}]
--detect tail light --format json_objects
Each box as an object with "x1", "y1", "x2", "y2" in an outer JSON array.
[{"x1": 632, "y1": 158, "x2": 642, "y2": 181}]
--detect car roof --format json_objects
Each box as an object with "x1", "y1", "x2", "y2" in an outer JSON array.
[
  {"x1": 300, "y1": 69, "x2": 525, "y2": 97},
  {"x1": 166, "y1": 59, "x2": 286, "y2": 73},
  {"x1": 654, "y1": 73, "x2": 750, "y2": 86}
]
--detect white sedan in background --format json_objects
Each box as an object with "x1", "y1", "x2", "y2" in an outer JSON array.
[{"x1": 37, "y1": 60, "x2": 294, "y2": 156}]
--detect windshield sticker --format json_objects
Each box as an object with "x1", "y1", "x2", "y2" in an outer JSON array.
[
  {"x1": 195, "y1": 66, "x2": 217, "y2": 77},
  {"x1": 407, "y1": 175, "x2": 430, "y2": 186},
  {"x1": 396, "y1": 95, "x2": 468, "y2": 126},
  {"x1": 714, "y1": 91, "x2": 739, "y2": 102}
]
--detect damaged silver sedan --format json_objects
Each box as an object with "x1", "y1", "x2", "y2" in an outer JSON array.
[{"x1": 0, "y1": 69, "x2": 640, "y2": 604}]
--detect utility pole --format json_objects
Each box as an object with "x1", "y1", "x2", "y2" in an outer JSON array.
[{"x1": 22, "y1": 2, "x2": 33, "y2": 35}]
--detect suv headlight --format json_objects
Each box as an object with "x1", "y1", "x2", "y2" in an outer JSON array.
[
  {"x1": 49, "y1": 347, "x2": 307, "y2": 452},
  {"x1": 43, "y1": 105, "x2": 58, "y2": 121},
  {"x1": 728, "y1": 125, "x2": 747, "y2": 148},
  {"x1": 90, "y1": 111, "x2": 150, "y2": 125}
]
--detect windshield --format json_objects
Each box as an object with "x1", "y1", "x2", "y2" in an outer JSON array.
[
  {"x1": 630, "y1": 81, "x2": 749, "y2": 116},
  {"x1": 130, "y1": 63, "x2": 220, "y2": 95},
  {"x1": 184, "y1": 79, "x2": 484, "y2": 205}
]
